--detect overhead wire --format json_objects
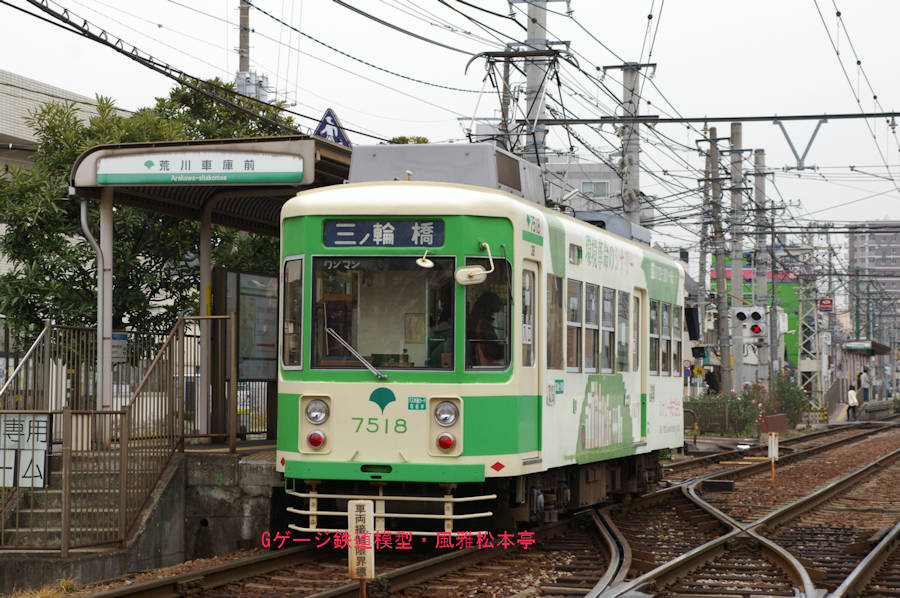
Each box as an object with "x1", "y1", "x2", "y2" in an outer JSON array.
[
  {"x1": 16, "y1": 0, "x2": 401, "y2": 140},
  {"x1": 812, "y1": 0, "x2": 900, "y2": 194},
  {"x1": 247, "y1": 0, "x2": 486, "y2": 94}
]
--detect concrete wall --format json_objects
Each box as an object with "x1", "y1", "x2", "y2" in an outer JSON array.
[
  {"x1": 0, "y1": 455, "x2": 185, "y2": 595},
  {"x1": 185, "y1": 451, "x2": 281, "y2": 559},
  {"x1": 0, "y1": 450, "x2": 282, "y2": 594}
]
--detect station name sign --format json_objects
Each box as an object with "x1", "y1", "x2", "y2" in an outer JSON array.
[
  {"x1": 96, "y1": 151, "x2": 303, "y2": 185},
  {"x1": 323, "y1": 220, "x2": 444, "y2": 247}
]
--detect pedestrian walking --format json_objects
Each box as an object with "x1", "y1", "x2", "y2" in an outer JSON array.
[
  {"x1": 860, "y1": 367, "x2": 870, "y2": 402},
  {"x1": 847, "y1": 385, "x2": 858, "y2": 422}
]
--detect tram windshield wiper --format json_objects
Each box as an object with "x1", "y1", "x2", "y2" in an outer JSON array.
[{"x1": 325, "y1": 327, "x2": 387, "y2": 380}]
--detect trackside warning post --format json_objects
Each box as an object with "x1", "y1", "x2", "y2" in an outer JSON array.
[
  {"x1": 348, "y1": 500, "x2": 375, "y2": 596},
  {"x1": 768, "y1": 432, "x2": 779, "y2": 487}
]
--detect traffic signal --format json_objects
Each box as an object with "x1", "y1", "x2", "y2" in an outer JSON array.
[
  {"x1": 747, "y1": 308, "x2": 764, "y2": 336},
  {"x1": 733, "y1": 307, "x2": 765, "y2": 336}
]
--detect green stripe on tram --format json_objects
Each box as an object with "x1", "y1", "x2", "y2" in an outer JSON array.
[
  {"x1": 522, "y1": 230, "x2": 543, "y2": 245},
  {"x1": 284, "y1": 460, "x2": 485, "y2": 482},
  {"x1": 276, "y1": 393, "x2": 300, "y2": 452},
  {"x1": 462, "y1": 395, "x2": 541, "y2": 455}
]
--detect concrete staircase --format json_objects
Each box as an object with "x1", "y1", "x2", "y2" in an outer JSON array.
[{"x1": 0, "y1": 451, "x2": 160, "y2": 548}]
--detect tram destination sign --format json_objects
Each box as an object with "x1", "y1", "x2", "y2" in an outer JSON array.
[{"x1": 323, "y1": 220, "x2": 444, "y2": 247}]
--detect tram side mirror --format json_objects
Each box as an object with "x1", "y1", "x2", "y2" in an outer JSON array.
[{"x1": 454, "y1": 265, "x2": 487, "y2": 285}]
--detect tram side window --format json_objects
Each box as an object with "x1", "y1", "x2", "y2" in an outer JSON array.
[
  {"x1": 522, "y1": 270, "x2": 535, "y2": 367},
  {"x1": 673, "y1": 305, "x2": 683, "y2": 375},
  {"x1": 649, "y1": 299, "x2": 660, "y2": 375},
  {"x1": 566, "y1": 279, "x2": 582, "y2": 372},
  {"x1": 601, "y1": 287, "x2": 615, "y2": 373},
  {"x1": 282, "y1": 258, "x2": 303, "y2": 367},
  {"x1": 632, "y1": 294, "x2": 641, "y2": 372},
  {"x1": 661, "y1": 302, "x2": 671, "y2": 376},
  {"x1": 616, "y1": 291, "x2": 630, "y2": 372},
  {"x1": 546, "y1": 275, "x2": 564, "y2": 370},
  {"x1": 584, "y1": 283, "x2": 600, "y2": 372},
  {"x1": 466, "y1": 257, "x2": 511, "y2": 369}
]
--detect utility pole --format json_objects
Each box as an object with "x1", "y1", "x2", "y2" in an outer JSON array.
[
  {"x1": 499, "y1": 53, "x2": 512, "y2": 152},
  {"x1": 621, "y1": 64, "x2": 642, "y2": 224},
  {"x1": 855, "y1": 266, "x2": 860, "y2": 339},
  {"x1": 710, "y1": 127, "x2": 732, "y2": 393},
  {"x1": 768, "y1": 197, "x2": 778, "y2": 405},
  {"x1": 754, "y1": 149, "x2": 769, "y2": 383},
  {"x1": 235, "y1": 0, "x2": 268, "y2": 101},
  {"x1": 729, "y1": 123, "x2": 745, "y2": 388},
  {"x1": 522, "y1": 0, "x2": 550, "y2": 164},
  {"x1": 238, "y1": 0, "x2": 249, "y2": 72},
  {"x1": 602, "y1": 63, "x2": 655, "y2": 224},
  {"x1": 698, "y1": 143, "x2": 712, "y2": 334}
]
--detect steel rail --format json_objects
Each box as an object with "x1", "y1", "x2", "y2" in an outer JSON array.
[
  {"x1": 83, "y1": 545, "x2": 324, "y2": 598},
  {"x1": 304, "y1": 519, "x2": 571, "y2": 598},
  {"x1": 831, "y1": 518, "x2": 900, "y2": 597},
  {"x1": 750, "y1": 447, "x2": 900, "y2": 532},
  {"x1": 598, "y1": 430, "x2": 899, "y2": 597},
  {"x1": 678, "y1": 424, "x2": 892, "y2": 486},
  {"x1": 86, "y1": 520, "x2": 571, "y2": 598},
  {"x1": 583, "y1": 509, "x2": 626, "y2": 597},
  {"x1": 665, "y1": 423, "x2": 886, "y2": 477}
]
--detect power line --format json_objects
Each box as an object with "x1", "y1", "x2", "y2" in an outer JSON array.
[
  {"x1": 247, "y1": 0, "x2": 486, "y2": 94},
  {"x1": 331, "y1": 0, "x2": 475, "y2": 55},
  {"x1": 16, "y1": 0, "x2": 397, "y2": 140},
  {"x1": 522, "y1": 110, "x2": 900, "y2": 126}
]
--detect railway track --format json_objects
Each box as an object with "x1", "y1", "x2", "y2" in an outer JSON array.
[
  {"x1": 85, "y1": 519, "x2": 589, "y2": 597},
  {"x1": 597, "y1": 428, "x2": 900, "y2": 597},
  {"x1": 698, "y1": 428, "x2": 900, "y2": 525},
  {"x1": 88, "y1": 425, "x2": 899, "y2": 597},
  {"x1": 662, "y1": 424, "x2": 884, "y2": 484},
  {"x1": 762, "y1": 449, "x2": 900, "y2": 590},
  {"x1": 603, "y1": 486, "x2": 731, "y2": 579}
]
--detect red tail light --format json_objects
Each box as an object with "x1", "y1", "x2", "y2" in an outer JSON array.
[
  {"x1": 307, "y1": 430, "x2": 326, "y2": 448},
  {"x1": 437, "y1": 432, "x2": 455, "y2": 450}
]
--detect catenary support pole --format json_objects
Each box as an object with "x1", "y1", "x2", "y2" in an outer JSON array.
[
  {"x1": 754, "y1": 150, "x2": 769, "y2": 383},
  {"x1": 730, "y1": 123, "x2": 744, "y2": 388},
  {"x1": 698, "y1": 144, "x2": 711, "y2": 341},
  {"x1": 710, "y1": 128, "x2": 732, "y2": 393}
]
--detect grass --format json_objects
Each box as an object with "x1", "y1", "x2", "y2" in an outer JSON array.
[{"x1": 8, "y1": 578, "x2": 81, "y2": 598}]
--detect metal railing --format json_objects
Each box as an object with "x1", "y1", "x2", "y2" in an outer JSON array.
[
  {"x1": 0, "y1": 323, "x2": 172, "y2": 416},
  {"x1": 0, "y1": 314, "x2": 243, "y2": 555}
]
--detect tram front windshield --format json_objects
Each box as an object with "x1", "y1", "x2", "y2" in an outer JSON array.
[{"x1": 312, "y1": 256, "x2": 455, "y2": 370}]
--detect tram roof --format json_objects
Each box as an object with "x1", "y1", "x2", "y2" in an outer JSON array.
[{"x1": 69, "y1": 135, "x2": 351, "y2": 236}]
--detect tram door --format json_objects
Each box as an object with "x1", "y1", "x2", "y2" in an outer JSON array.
[
  {"x1": 521, "y1": 262, "x2": 541, "y2": 447},
  {"x1": 634, "y1": 288, "x2": 648, "y2": 442}
]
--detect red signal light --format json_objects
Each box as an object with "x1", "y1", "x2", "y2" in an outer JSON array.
[
  {"x1": 437, "y1": 432, "x2": 455, "y2": 450},
  {"x1": 750, "y1": 324, "x2": 762, "y2": 335},
  {"x1": 307, "y1": 430, "x2": 326, "y2": 448}
]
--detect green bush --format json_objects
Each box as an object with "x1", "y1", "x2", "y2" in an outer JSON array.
[{"x1": 686, "y1": 369, "x2": 811, "y2": 436}]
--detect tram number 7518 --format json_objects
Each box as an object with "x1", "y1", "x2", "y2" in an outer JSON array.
[{"x1": 352, "y1": 417, "x2": 408, "y2": 434}]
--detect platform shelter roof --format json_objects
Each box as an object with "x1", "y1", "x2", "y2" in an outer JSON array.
[{"x1": 69, "y1": 135, "x2": 351, "y2": 236}]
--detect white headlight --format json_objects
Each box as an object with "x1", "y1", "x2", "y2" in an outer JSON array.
[
  {"x1": 434, "y1": 401, "x2": 458, "y2": 427},
  {"x1": 305, "y1": 399, "x2": 329, "y2": 424}
]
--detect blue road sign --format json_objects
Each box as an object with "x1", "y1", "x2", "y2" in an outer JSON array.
[{"x1": 313, "y1": 108, "x2": 351, "y2": 147}]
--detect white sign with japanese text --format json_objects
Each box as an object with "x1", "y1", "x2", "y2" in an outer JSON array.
[
  {"x1": 347, "y1": 499, "x2": 375, "y2": 580},
  {"x1": 0, "y1": 414, "x2": 50, "y2": 488},
  {"x1": 97, "y1": 152, "x2": 303, "y2": 185}
]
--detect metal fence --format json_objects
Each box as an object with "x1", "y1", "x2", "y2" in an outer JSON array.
[{"x1": 0, "y1": 315, "x2": 244, "y2": 554}]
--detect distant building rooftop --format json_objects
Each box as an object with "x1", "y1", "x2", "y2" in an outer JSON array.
[{"x1": 0, "y1": 68, "x2": 123, "y2": 169}]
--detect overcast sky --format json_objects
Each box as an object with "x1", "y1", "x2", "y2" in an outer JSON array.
[{"x1": 2, "y1": 0, "x2": 899, "y2": 260}]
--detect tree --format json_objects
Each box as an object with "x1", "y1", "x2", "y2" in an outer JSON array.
[
  {"x1": 0, "y1": 81, "x2": 292, "y2": 342},
  {"x1": 388, "y1": 135, "x2": 429, "y2": 145}
]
